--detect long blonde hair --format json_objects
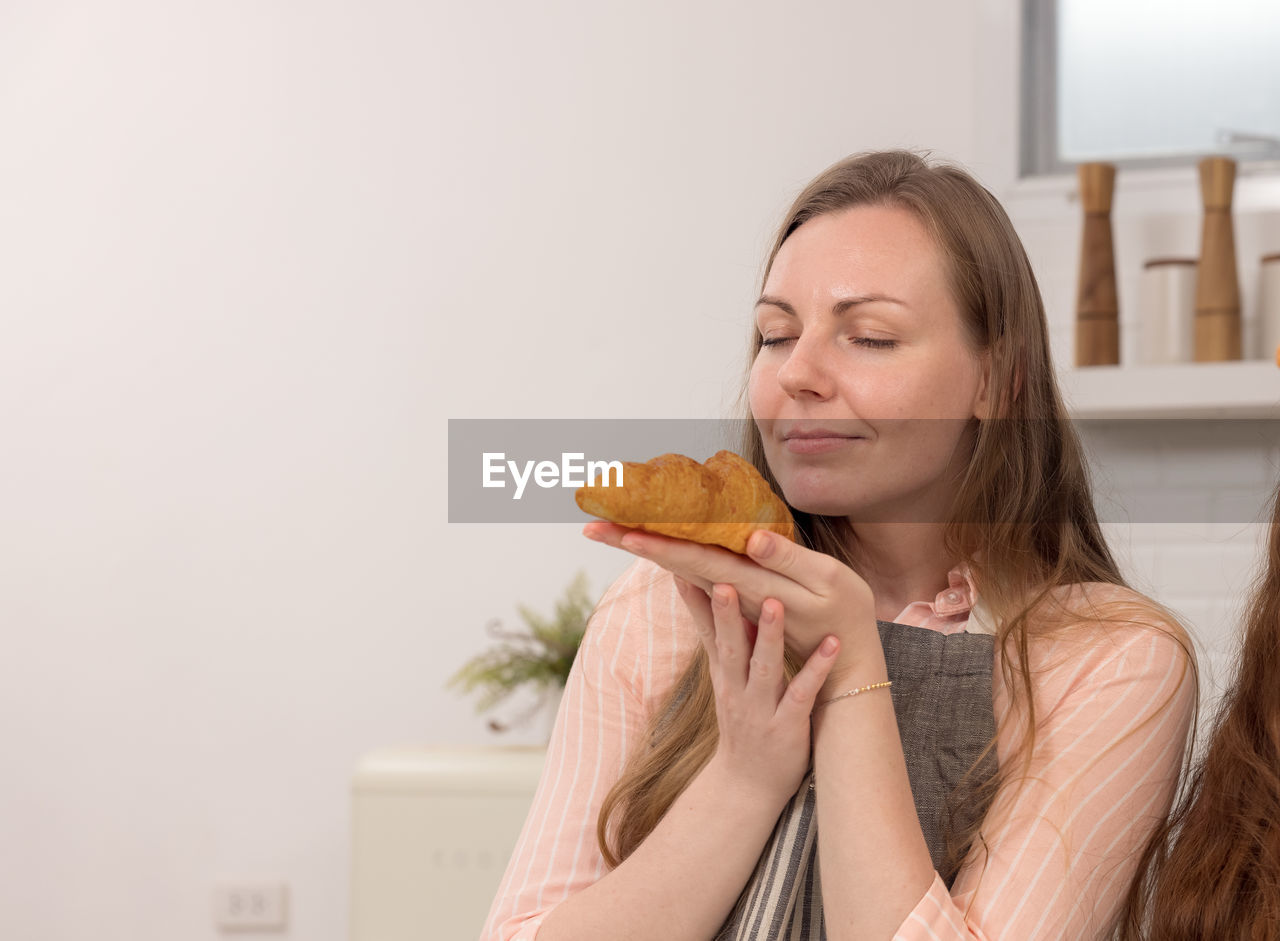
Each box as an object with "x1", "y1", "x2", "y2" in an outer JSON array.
[{"x1": 596, "y1": 151, "x2": 1183, "y2": 878}]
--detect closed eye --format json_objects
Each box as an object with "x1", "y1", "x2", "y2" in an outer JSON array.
[{"x1": 761, "y1": 336, "x2": 896, "y2": 350}]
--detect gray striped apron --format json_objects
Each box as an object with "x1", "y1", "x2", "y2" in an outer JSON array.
[{"x1": 713, "y1": 620, "x2": 997, "y2": 940}]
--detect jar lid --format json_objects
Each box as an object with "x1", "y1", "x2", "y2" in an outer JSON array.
[{"x1": 1143, "y1": 257, "x2": 1196, "y2": 268}]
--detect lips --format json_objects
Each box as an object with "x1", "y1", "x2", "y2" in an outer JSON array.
[
  {"x1": 778, "y1": 424, "x2": 864, "y2": 454},
  {"x1": 783, "y1": 428, "x2": 857, "y2": 440},
  {"x1": 780, "y1": 423, "x2": 864, "y2": 442}
]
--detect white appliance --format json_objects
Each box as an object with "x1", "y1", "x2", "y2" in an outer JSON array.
[{"x1": 350, "y1": 745, "x2": 546, "y2": 941}]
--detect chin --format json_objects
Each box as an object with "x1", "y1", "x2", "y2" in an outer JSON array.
[
  {"x1": 780, "y1": 479, "x2": 918, "y2": 522},
  {"x1": 776, "y1": 486, "x2": 859, "y2": 519},
  {"x1": 771, "y1": 466, "x2": 857, "y2": 517}
]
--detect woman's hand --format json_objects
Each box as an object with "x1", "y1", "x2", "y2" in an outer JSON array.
[
  {"x1": 674, "y1": 577, "x2": 840, "y2": 804},
  {"x1": 583, "y1": 521, "x2": 878, "y2": 680}
]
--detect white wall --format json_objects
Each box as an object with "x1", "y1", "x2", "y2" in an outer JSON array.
[
  {"x1": 5, "y1": 2, "x2": 1276, "y2": 937},
  {"x1": 0, "y1": 2, "x2": 994, "y2": 939}
]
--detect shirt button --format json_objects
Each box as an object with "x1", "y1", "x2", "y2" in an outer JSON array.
[{"x1": 945, "y1": 591, "x2": 960, "y2": 604}]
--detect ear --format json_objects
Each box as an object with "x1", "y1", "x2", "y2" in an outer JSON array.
[
  {"x1": 973, "y1": 349, "x2": 1019, "y2": 421},
  {"x1": 972, "y1": 351, "x2": 998, "y2": 420}
]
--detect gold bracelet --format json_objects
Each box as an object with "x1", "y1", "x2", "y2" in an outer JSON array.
[{"x1": 816, "y1": 680, "x2": 892, "y2": 709}]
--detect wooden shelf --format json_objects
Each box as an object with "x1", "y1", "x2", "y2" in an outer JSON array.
[{"x1": 1060, "y1": 361, "x2": 1280, "y2": 418}]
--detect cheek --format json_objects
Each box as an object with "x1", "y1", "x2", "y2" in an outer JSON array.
[
  {"x1": 833, "y1": 367, "x2": 914, "y2": 420},
  {"x1": 747, "y1": 360, "x2": 773, "y2": 416},
  {"x1": 892, "y1": 419, "x2": 972, "y2": 465},
  {"x1": 909, "y1": 377, "x2": 963, "y2": 418},
  {"x1": 885, "y1": 355, "x2": 981, "y2": 420}
]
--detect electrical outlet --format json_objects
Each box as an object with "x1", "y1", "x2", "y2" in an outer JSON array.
[{"x1": 213, "y1": 882, "x2": 289, "y2": 931}]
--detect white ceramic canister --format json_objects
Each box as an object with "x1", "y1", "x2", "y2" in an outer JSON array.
[
  {"x1": 1260, "y1": 253, "x2": 1280, "y2": 364},
  {"x1": 1138, "y1": 258, "x2": 1197, "y2": 364}
]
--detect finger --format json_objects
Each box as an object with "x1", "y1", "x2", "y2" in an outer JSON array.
[
  {"x1": 584, "y1": 524, "x2": 719, "y2": 594},
  {"x1": 582, "y1": 521, "x2": 639, "y2": 548},
  {"x1": 674, "y1": 575, "x2": 718, "y2": 669},
  {"x1": 744, "y1": 530, "x2": 833, "y2": 594},
  {"x1": 746, "y1": 598, "x2": 787, "y2": 701},
  {"x1": 619, "y1": 529, "x2": 753, "y2": 596},
  {"x1": 775, "y1": 635, "x2": 841, "y2": 722},
  {"x1": 710, "y1": 583, "x2": 752, "y2": 689}
]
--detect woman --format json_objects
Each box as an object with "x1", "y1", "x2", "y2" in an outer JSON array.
[
  {"x1": 1120, "y1": 487, "x2": 1280, "y2": 939},
  {"x1": 482, "y1": 151, "x2": 1196, "y2": 940}
]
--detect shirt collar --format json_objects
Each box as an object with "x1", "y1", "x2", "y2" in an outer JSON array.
[
  {"x1": 932, "y1": 567, "x2": 976, "y2": 616},
  {"x1": 890, "y1": 565, "x2": 996, "y2": 636}
]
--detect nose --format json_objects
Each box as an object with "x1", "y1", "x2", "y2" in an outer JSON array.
[{"x1": 775, "y1": 334, "x2": 836, "y2": 400}]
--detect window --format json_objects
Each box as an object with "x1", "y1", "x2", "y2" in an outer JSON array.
[{"x1": 1022, "y1": 0, "x2": 1280, "y2": 176}]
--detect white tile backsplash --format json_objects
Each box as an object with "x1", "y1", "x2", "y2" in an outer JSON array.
[
  {"x1": 1213, "y1": 487, "x2": 1277, "y2": 526},
  {"x1": 1156, "y1": 542, "x2": 1259, "y2": 597},
  {"x1": 1161, "y1": 445, "x2": 1276, "y2": 489},
  {"x1": 1014, "y1": 176, "x2": 1280, "y2": 741},
  {"x1": 1084, "y1": 424, "x2": 1273, "y2": 726}
]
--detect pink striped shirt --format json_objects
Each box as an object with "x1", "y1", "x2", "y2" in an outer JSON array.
[{"x1": 481, "y1": 559, "x2": 1194, "y2": 940}]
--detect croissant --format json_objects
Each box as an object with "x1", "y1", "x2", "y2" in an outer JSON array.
[{"x1": 575, "y1": 450, "x2": 795, "y2": 555}]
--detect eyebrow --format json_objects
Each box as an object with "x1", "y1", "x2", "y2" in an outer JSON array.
[{"x1": 754, "y1": 293, "x2": 908, "y2": 316}]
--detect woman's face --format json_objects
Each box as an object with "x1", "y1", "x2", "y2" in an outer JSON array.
[{"x1": 749, "y1": 204, "x2": 992, "y2": 524}]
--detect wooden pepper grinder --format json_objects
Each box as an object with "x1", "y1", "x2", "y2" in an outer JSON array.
[
  {"x1": 1194, "y1": 156, "x2": 1242, "y2": 361},
  {"x1": 1075, "y1": 163, "x2": 1119, "y2": 366}
]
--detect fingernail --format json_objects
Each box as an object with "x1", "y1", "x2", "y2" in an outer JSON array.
[
  {"x1": 760, "y1": 602, "x2": 775, "y2": 623},
  {"x1": 748, "y1": 532, "x2": 773, "y2": 559},
  {"x1": 820, "y1": 636, "x2": 838, "y2": 656},
  {"x1": 583, "y1": 526, "x2": 604, "y2": 542},
  {"x1": 620, "y1": 533, "x2": 645, "y2": 553},
  {"x1": 712, "y1": 584, "x2": 731, "y2": 607}
]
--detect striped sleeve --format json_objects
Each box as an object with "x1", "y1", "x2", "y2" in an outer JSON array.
[
  {"x1": 479, "y1": 560, "x2": 697, "y2": 941},
  {"x1": 893, "y1": 589, "x2": 1196, "y2": 941}
]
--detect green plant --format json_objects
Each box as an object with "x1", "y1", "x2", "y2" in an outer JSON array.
[{"x1": 449, "y1": 571, "x2": 592, "y2": 731}]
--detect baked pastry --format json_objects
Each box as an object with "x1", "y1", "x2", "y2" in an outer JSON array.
[{"x1": 575, "y1": 450, "x2": 794, "y2": 555}]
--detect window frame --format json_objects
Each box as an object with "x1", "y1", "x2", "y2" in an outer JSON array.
[{"x1": 1019, "y1": 0, "x2": 1280, "y2": 178}]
